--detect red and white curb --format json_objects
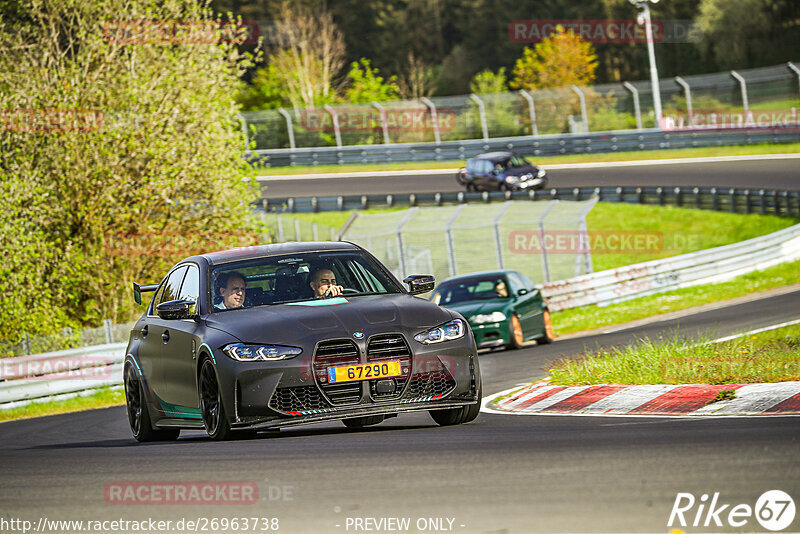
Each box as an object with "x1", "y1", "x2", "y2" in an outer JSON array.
[{"x1": 482, "y1": 380, "x2": 800, "y2": 417}]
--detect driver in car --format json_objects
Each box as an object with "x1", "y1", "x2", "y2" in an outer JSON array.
[
  {"x1": 309, "y1": 268, "x2": 344, "y2": 299},
  {"x1": 216, "y1": 271, "x2": 246, "y2": 309}
]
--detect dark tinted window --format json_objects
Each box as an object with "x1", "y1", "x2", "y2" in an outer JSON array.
[
  {"x1": 159, "y1": 266, "x2": 188, "y2": 305},
  {"x1": 178, "y1": 264, "x2": 200, "y2": 314},
  {"x1": 432, "y1": 275, "x2": 510, "y2": 305}
]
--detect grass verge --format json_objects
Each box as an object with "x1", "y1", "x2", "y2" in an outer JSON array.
[
  {"x1": 552, "y1": 259, "x2": 800, "y2": 337},
  {"x1": 0, "y1": 387, "x2": 124, "y2": 423},
  {"x1": 255, "y1": 142, "x2": 800, "y2": 176},
  {"x1": 548, "y1": 323, "x2": 800, "y2": 386}
]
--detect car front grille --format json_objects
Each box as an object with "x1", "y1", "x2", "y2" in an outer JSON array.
[
  {"x1": 313, "y1": 339, "x2": 362, "y2": 405},
  {"x1": 366, "y1": 334, "x2": 412, "y2": 400},
  {"x1": 405, "y1": 357, "x2": 457, "y2": 399},
  {"x1": 268, "y1": 385, "x2": 329, "y2": 414}
]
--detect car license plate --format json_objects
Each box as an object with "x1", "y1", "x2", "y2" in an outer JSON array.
[{"x1": 328, "y1": 360, "x2": 402, "y2": 383}]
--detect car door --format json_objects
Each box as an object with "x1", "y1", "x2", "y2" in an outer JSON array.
[
  {"x1": 508, "y1": 271, "x2": 544, "y2": 338},
  {"x1": 146, "y1": 265, "x2": 188, "y2": 412},
  {"x1": 476, "y1": 160, "x2": 492, "y2": 189},
  {"x1": 159, "y1": 263, "x2": 202, "y2": 411}
]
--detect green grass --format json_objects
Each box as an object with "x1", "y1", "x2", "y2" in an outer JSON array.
[
  {"x1": 553, "y1": 259, "x2": 800, "y2": 337},
  {"x1": 548, "y1": 322, "x2": 800, "y2": 386},
  {"x1": 585, "y1": 203, "x2": 798, "y2": 271},
  {"x1": 254, "y1": 142, "x2": 800, "y2": 176},
  {"x1": 0, "y1": 387, "x2": 124, "y2": 422}
]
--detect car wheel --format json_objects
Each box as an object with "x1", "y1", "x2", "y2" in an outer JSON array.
[
  {"x1": 125, "y1": 363, "x2": 179, "y2": 442},
  {"x1": 466, "y1": 182, "x2": 476, "y2": 192},
  {"x1": 342, "y1": 415, "x2": 385, "y2": 429},
  {"x1": 429, "y1": 382, "x2": 482, "y2": 426},
  {"x1": 199, "y1": 359, "x2": 232, "y2": 441},
  {"x1": 507, "y1": 314, "x2": 524, "y2": 350},
  {"x1": 539, "y1": 309, "x2": 555, "y2": 344}
]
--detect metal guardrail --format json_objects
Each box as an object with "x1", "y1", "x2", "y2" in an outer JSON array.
[
  {"x1": 263, "y1": 187, "x2": 800, "y2": 217},
  {"x1": 540, "y1": 222, "x2": 800, "y2": 311},
  {"x1": 250, "y1": 126, "x2": 800, "y2": 167},
  {"x1": 0, "y1": 343, "x2": 126, "y2": 408}
]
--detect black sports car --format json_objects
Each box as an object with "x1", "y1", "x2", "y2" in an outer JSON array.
[
  {"x1": 456, "y1": 151, "x2": 547, "y2": 192},
  {"x1": 124, "y1": 241, "x2": 482, "y2": 441}
]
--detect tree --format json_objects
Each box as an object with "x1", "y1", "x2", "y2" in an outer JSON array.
[
  {"x1": 0, "y1": 0, "x2": 259, "y2": 341},
  {"x1": 511, "y1": 26, "x2": 598, "y2": 90},
  {"x1": 268, "y1": 1, "x2": 346, "y2": 109},
  {"x1": 470, "y1": 68, "x2": 509, "y2": 94},
  {"x1": 344, "y1": 59, "x2": 401, "y2": 103}
]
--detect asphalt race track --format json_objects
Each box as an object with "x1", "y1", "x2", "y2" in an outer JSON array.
[
  {"x1": 2, "y1": 289, "x2": 799, "y2": 533},
  {"x1": 259, "y1": 157, "x2": 800, "y2": 198}
]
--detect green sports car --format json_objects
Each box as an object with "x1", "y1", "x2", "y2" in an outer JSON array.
[{"x1": 431, "y1": 270, "x2": 554, "y2": 350}]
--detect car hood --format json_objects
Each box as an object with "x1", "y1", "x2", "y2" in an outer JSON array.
[
  {"x1": 504, "y1": 165, "x2": 539, "y2": 177},
  {"x1": 204, "y1": 293, "x2": 455, "y2": 345},
  {"x1": 442, "y1": 299, "x2": 510, "y2": 319}
]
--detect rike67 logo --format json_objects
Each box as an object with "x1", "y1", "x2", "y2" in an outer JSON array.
[{"x1": 669, "y1": 490, "x2": 795, "y2": 531}]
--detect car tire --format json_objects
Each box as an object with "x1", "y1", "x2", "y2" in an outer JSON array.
[
  {"x1": 507, "y1": 314, "x2": 525, "y2": 350},
  {"x1": 429, "y1": 383, "x2": 482, "y2": 426},
  {"x1": 125, "y1": 363, "x2": 180, "y2": 442},
  {"x1": 539, "y1": 309, "x2": 555, "y2": 345},
  {"x1": 342, "y1": 415, "x2": 385, "y2": 429},
  {"x1": 466, "y1": 182, "x2": 476, "y2": 192},
  {"x1": 199, "y1": 359, "x2": 233, "y2": 441}
]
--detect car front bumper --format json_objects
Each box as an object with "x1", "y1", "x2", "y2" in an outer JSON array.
[{"x1": 469, "y1": 320, "x2": 511, "y2": 349}]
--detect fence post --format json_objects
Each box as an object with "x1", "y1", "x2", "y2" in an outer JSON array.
[
  {"x1": 371, "y1": 101, "x2": 391, "y2": 145},
  {"x1": 103, "y1": 319, "x2": 113, "y2": 344},
  {"x1": 519, "y1": 90, "x2": 539, "y2": 135},
  {"x1": 571, "y1": 85, "x2": 589, "y2": 132},
  {"x1": 674, "y1": 76, "x2": 693, "y2": 127},
  {"x1": 277, "y1": 108, "x2": 296, "y2": 150},
  {"x1": 538, "y1": 201, "x2": 558, "y2": 283},
  {"x1": 394, "y1": 208, "x2": 417, "y2": 278},
  {"x1": 622, "y1": 82, "x2": 643, "y2": 130},
  {"x1": 492, "y1": 202, "x2": 513, "y2": 269},
  {"x1": 445, "y1": 205, "x2": 466, "y2": 277},
  {"x1": 237, "y1": 113, "x2": 249, "y2": 151},
  {"x1": 788, "y1": 62, "x2": 800, "y2": 98},
  {"x1": 22, "y1": 333, "x2": 31, "y2": 356},
  {"x1": 469, "y1": 94, "x2": 489, "y2": 141},
  {"x1": 323, "y1": 104, "x2": 342, "y2": 148},
  {"x1": 294, "y1": 218, "x2": 302, "y2": 241},
  {"x1": 420, "y1": 97, "x2": 441, "y2": 145},
  {"x1": 312, "y1": 223, "x2": 319, "y2": 241},
  {"x1": 730, "y1": 71, "x2": 750, "y2": 115}
]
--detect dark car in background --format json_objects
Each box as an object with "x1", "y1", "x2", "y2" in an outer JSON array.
[
  {"x1": 456, "y1": 151, "x2": 547, "y2": 192},
  {"x1": 432, "y1": 270, "x2": 554, "y2": 350},
  {"x1": 124, "y1": 242, "x2": 481, "y2": 442}
]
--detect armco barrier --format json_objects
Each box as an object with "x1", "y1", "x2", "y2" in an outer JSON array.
[
  {"x1": 0, "y1": 343, "x2": 126, "y2": 407},
  {"x1": 3, "y1": 222, "x2": 800, "y2": 408},
  {"x1": 540, "y1": 222, "x2": 800, "y2": 311},
  {"x1": 250, "y1": 126, "x2": 800, "y2": 167}
]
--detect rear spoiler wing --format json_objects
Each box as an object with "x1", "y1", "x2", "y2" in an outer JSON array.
[{"x1": 133, "y1": 282, "x2": 159, "y2": 305}]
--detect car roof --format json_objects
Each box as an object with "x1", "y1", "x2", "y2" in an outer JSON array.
[
  {"x1": 469, "y1": 151, "x2": 515, "y2": 161},
  {"x1": 190, "y1": 241, "x2": 361, "y2": 266},
  {"x1": 438, "y1": 270, "x2": 515, "y2": 284}
]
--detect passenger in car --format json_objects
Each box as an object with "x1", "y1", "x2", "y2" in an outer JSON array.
[
  {"x1": 309, "y1": 268, "x2": 344, "y2": 299},
  {"x1": 216, "y1": 271, "x2": 246, "y2": 309}
]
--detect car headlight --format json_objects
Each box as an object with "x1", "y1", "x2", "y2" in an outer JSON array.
[
  {"x1": 504, "y1": 175, "x2": 520, "y2": 184},
  {"x1": 414, "y1": 319, "x2": 466, "y2": 344},
  {"x1": 222, "y1": 343, "x2": 302, "y2": 361},
  {"x1": 471, "y1": 311, "x2": 507, "y2": 324},
  {"x1": 536, "y1": 168, "x2": 546, "y2": 178}
]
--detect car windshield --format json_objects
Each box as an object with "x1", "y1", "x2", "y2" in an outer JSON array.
[
  {"x1": 210, "y1": 251, "x2": 403, "y2": 310},
  {"x1": 508, "y1": 156, "x2": 530, "y2": 168},
  {"x1": 431, "y1": 276, "x2": 510, "y2": 305}
]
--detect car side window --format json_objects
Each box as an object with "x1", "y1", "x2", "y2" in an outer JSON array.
[
  {"x1": 481, "y1": 160, "x2": 493, "y2": 173},
  {"x1": 466, "y1": 159, "x2": 479, "y2": 172},
  {"x1": 159, "y1": 266, "x2": 188, "y2": 305},
  {"x1": 177, "y1": 264, "x2": 200, "y2": 314},
  {"x1": 506, "y1": 273, "x2": 524, "y2": 294}
]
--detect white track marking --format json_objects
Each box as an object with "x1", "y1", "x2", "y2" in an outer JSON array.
[
  {"x1": 576, "y1": 384, "x2": 679, "y2": 414},
  {"x1": 691, "y1": 382, "x2": 800, "y2": 415}
]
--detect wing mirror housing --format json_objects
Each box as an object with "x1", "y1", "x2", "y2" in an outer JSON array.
[
  {"x1": 403, "y1": 275, "x2": 435, "y2": 295},
  {"x1": 133, "y1": 282, "x2": 159, "y2": 305},
  {"x1": 517, "y1": 288, "x2": 529, "y2": 296},
  {"x1": 156, "y1": 299, "x2": 194, "y2": 320}
]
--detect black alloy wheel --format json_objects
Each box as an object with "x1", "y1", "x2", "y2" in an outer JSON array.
[
  {"x1": 125, "y1": 363, "x2": 179, "y2": 442},
  {"x1": 199, "y1": 359, "x2": 232, "y2": 440}
]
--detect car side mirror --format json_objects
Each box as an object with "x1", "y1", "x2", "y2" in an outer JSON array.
[
  {"x1": 403, "y1": 275, "x2": 435, "y2": 295},
  {"x1": 156, "y1": 299, "x2": 194, "y2": 320},
  {"x1": 517, "y1": 288, "x2": 529, "y2": 296}
]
